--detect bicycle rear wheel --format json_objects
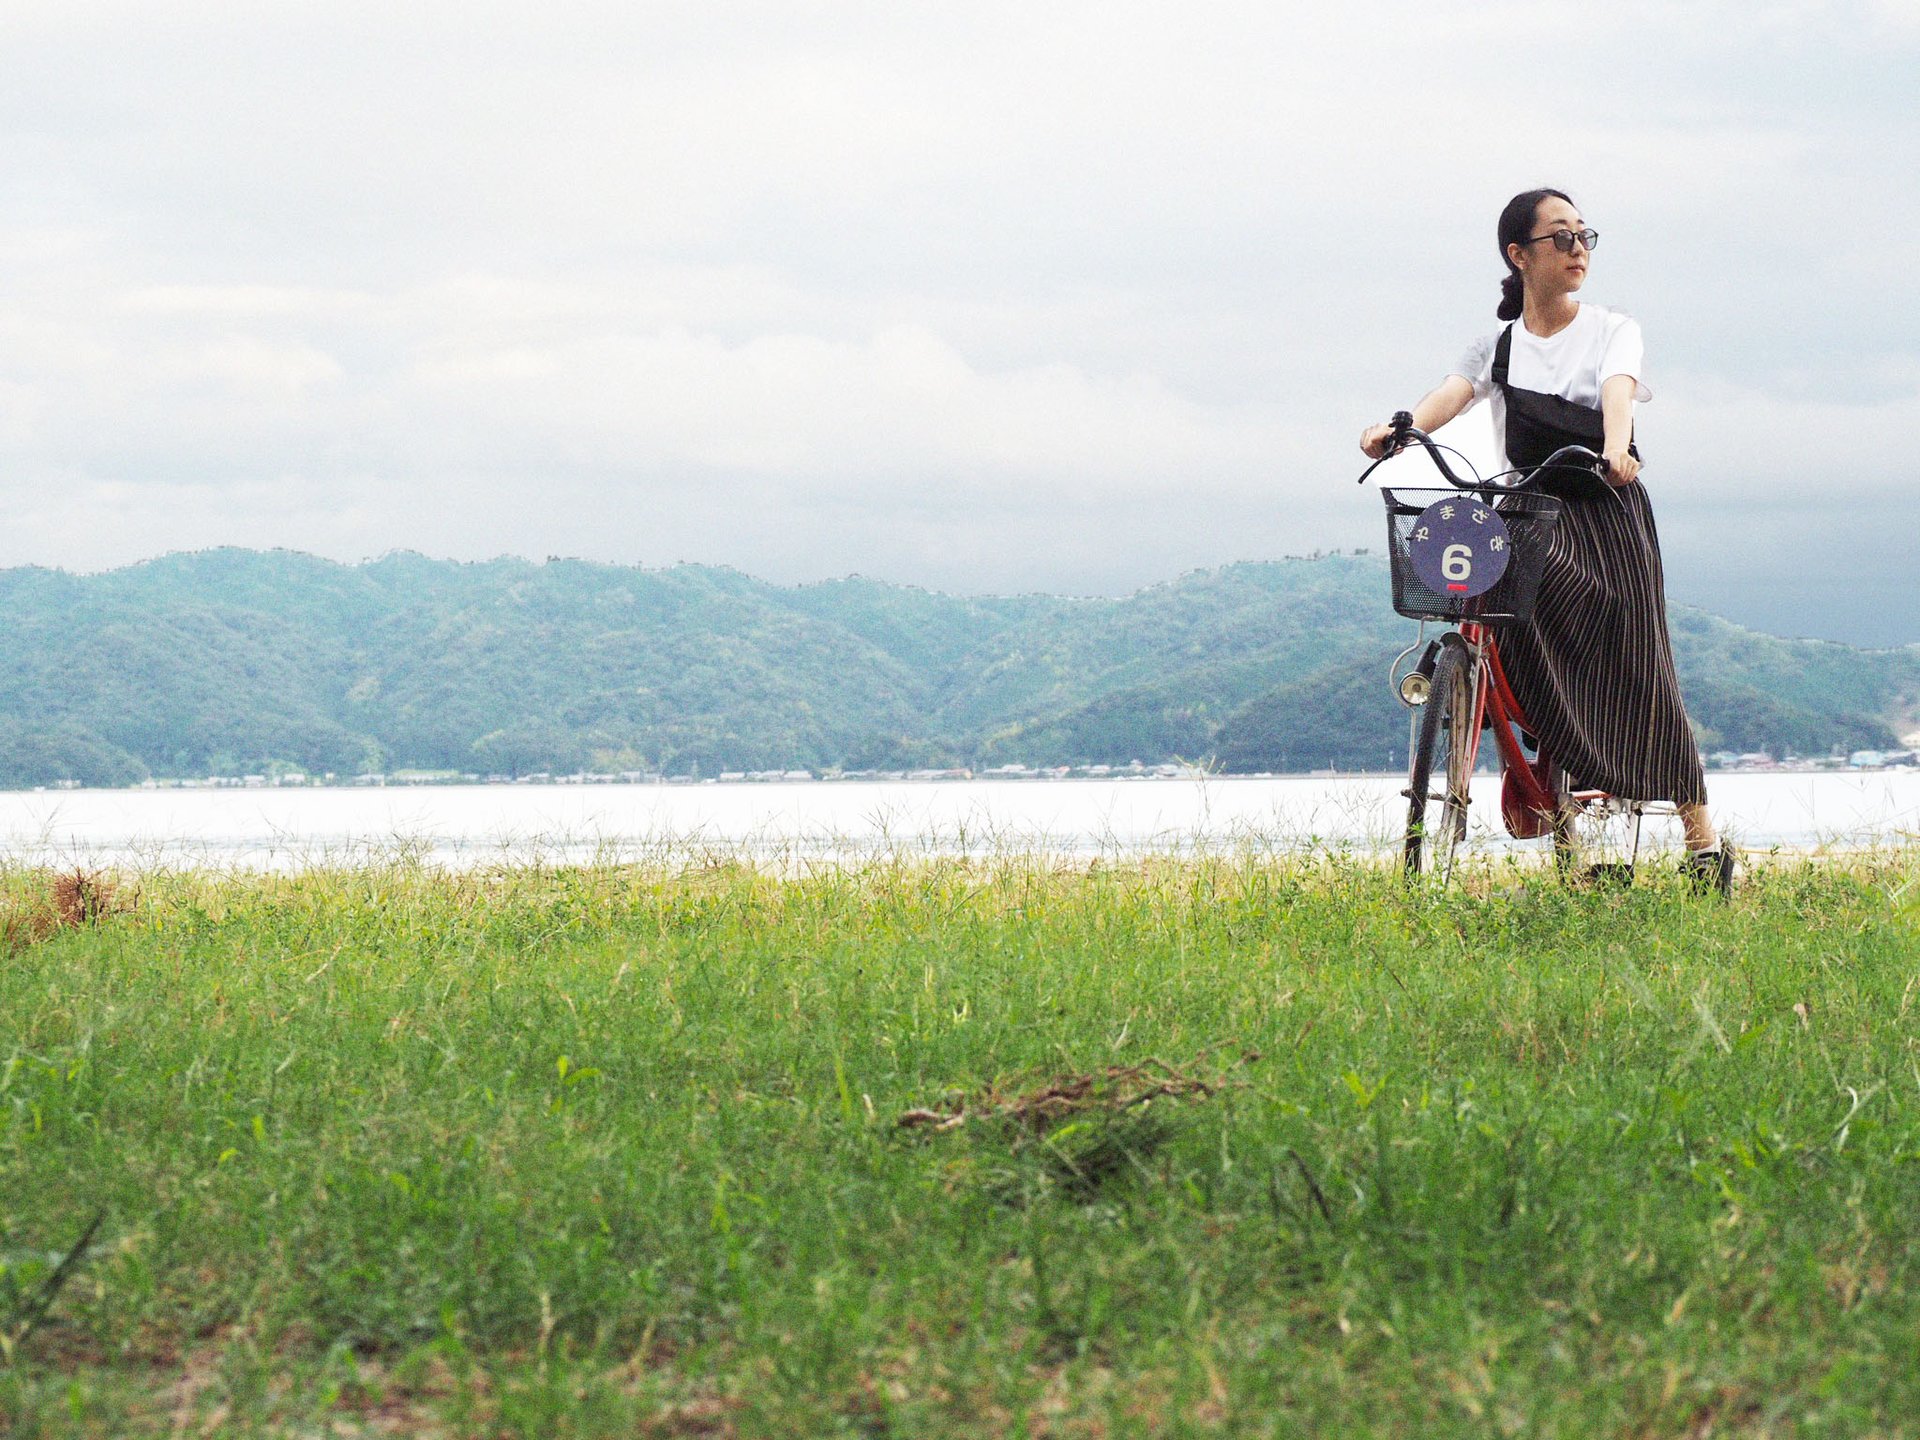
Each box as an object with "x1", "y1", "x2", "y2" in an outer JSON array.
[{"x1": 1403, "y1": 635, "x2": 1476, "y2": 880}]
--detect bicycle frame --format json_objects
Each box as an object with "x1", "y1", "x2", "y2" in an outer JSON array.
[{"x1": 1445, "y1": 618, "x2": 1636, "y2": 849}]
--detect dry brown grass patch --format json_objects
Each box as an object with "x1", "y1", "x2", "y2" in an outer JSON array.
[
  {"x1": 1, "y1": 867, "x2": 132, "y2": 951},
  {"x1": 897, "y1": 1047, "x2": 1259, "y2": 1136}
]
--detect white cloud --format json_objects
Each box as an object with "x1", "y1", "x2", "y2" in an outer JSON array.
[{"x1": 0, "y1": 0, "x2": 1915, "y2": 638}]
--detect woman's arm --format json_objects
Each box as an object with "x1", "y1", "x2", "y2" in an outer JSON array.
[
  {"x1": 1359, "y1": 375, "x2": 1476, "y2": 458},
  {"x1": 1600, "y1": 373, "x2": 1641, "y2": 486}
]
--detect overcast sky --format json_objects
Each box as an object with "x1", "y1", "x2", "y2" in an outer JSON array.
[{"x1": 2, "y1": 0, "x2": 1916, "y2": 644}]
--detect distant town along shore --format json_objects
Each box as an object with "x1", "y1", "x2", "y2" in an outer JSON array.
[{"x1": 28, "y1": 746, "x2": 1912, "y2": 794}]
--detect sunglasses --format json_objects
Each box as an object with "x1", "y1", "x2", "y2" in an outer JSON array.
[{"x1": 1521, "y1": 227, "x2": 1600, "y2": 254}]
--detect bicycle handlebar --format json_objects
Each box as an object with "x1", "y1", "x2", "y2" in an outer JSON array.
[
  {"x1": 1353, "y1": 412, "x2": 1476, "y2": 488},
  {"x1": 1529, "y1": 444, "x2": 1609, "y2": 485},
  {"x1": 1357, "y1": 413, "x2": 1607, "y2": 493}
]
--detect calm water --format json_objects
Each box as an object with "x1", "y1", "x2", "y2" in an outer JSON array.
[{"x1": 2, "y1": 773, "x2": 1916, "y2": 870}]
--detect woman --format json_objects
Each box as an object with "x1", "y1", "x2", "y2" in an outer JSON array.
[{"x1": 1359, "y1": 188, "x2": 1733, "y2": 893}]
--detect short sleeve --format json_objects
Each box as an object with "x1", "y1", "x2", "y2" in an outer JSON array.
[
  {"x1": 1449, "y1": 333, "x2": 1496, "y2": 404},
  {"x1": 1600, "y1": 315, "x2": 1652, "y2": 402}
]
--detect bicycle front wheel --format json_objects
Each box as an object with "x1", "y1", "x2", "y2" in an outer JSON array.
[{"x1": 1403, "y1": 635, "x2": 1476, "y2": 880}]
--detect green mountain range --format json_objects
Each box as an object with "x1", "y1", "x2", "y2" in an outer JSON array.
[{"x1": 1, "y1": 549, "x2": 1915, "y2": 788}]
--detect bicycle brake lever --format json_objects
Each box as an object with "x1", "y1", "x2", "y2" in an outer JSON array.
[{"x1": 1385, "y1": 410, "x2": 1414, "y2": 457}]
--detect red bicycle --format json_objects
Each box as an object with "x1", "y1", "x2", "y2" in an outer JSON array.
[{"x1": 1360, "y1": 412, "x2": 1662, "y2": 879}]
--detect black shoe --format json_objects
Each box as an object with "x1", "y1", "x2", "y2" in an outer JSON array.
[{"x1": 1681, "y1": 846, "x2": 1736, "y2": 897}]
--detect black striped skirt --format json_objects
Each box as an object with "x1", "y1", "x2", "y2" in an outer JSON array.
[{"x1": 1497, "y1": 480, "x2": 1707, "y2": 807}]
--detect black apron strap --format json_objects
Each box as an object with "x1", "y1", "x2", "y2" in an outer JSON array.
[{"x1": 1491, "y1": 323, "x2": 1513, "y2": 387}]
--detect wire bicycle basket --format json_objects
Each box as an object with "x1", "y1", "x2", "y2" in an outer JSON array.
[{"x1": 1381, "y1": 487, "x2": 1564, "y2": 624}]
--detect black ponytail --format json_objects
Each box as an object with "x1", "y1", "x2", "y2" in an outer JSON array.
[
  {"x1": 1497, "y1": 273, "x2": 1525, "y2": 322},
  {"x1": 1496, "y1": 187, "x2": 1572, "y2": 319}
]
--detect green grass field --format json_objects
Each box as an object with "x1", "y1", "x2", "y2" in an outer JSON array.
[{"x1": 3, "y1": 853, "x2": 1919, "y2": 1437}]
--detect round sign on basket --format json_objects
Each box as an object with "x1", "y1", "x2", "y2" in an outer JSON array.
[{"x1": 1406, "y1": 496, "x2": 1512, "y2": 599}]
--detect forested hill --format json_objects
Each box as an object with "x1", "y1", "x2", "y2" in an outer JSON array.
[{"x1": 1, "y1": 548, "x2": 1915, "y2": 787}]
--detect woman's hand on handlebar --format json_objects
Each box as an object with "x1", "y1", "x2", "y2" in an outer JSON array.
[
  {"x1": 1360, "y1": 422, "x2": 1400, "y2": 460},
  {"x1": 1603, "y1": 446, "x2": 1640, "y2": 486}
]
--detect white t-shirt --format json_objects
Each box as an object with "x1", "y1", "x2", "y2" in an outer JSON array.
[{"x1": 1450, "y1": 303, "x2": 1651, "y2": 475}]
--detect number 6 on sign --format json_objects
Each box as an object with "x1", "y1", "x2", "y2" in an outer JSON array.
[{"x1": 1407, "y1": 497, "x2": 1512, "y2": 599}]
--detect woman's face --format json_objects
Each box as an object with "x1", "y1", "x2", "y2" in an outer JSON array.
[{"x1": 1508, "y1": 195, "x2": 1591, "y2": 299}]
